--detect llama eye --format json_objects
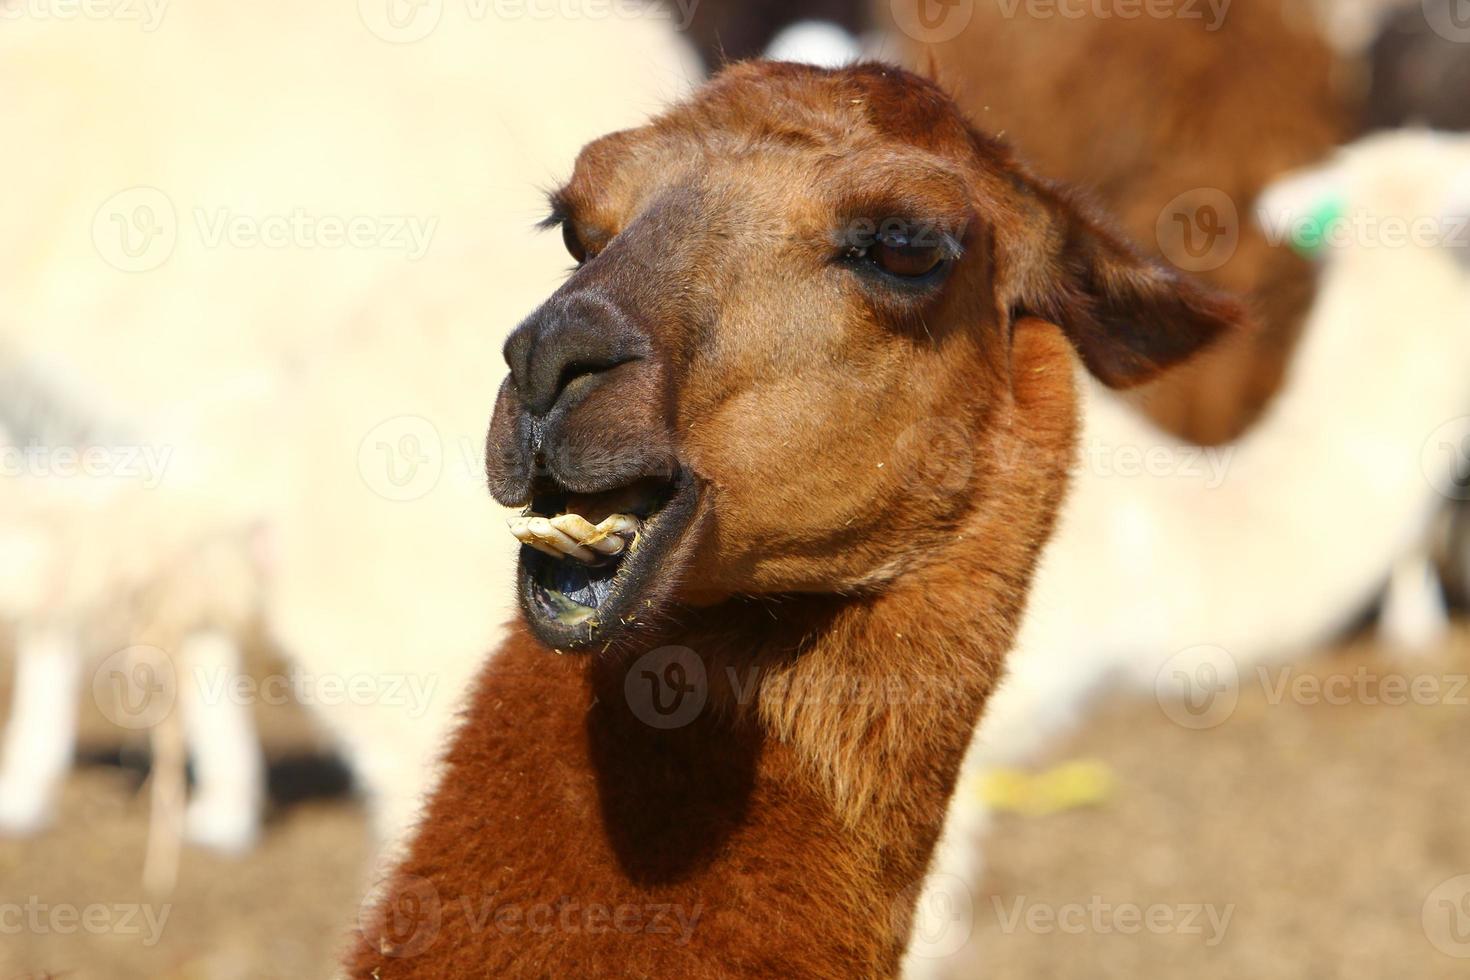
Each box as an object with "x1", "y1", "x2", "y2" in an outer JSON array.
[
  {"x1": 872, "y1": 228, "x2": 945, "y2": 278},
  {"x1": 562, "y1": 221, "x2": 588, "y2": 265}
]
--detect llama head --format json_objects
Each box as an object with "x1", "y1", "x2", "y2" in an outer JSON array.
[
  {"x1": 1256, "y1": 130, "x2": 1470, "y2": 273},
  {"x1": 485, "y1": 61, "x2": 1239, "y2": 651}
]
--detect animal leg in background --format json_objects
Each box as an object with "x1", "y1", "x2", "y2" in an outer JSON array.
[
  {"x1": 180, "y1": 629, "x2": 265, "y2": 853},
  {"x1": 0, "y1": 624, "x2": 82, "y2": 833}
]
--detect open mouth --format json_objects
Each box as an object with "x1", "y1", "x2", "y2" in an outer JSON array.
[{"x1": 508, "y1": 470, "x2": 698, "y2": 650}]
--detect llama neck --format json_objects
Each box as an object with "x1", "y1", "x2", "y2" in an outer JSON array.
[
  {"x1": 349, "y1": 516, "x2": 1052, "y2": 979},
  {"x1": 348, "y1": 363, "x2": 1077, "y2": 978}
]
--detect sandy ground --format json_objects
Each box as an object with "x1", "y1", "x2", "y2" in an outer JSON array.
[
  {"x1": 0, "y1": 628, "x2": 1466, "y2": 979},
  {"x1": 947, "y1": 625, "x2": 1470, "y2": 980}
]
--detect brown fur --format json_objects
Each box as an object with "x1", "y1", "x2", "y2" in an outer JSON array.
[
  {"x1": 885, "y1": 0, "x2": 1349, "y2": 444},
  {"x1": 348, "y1": 63, "x2": 1239, "y2": 978}
]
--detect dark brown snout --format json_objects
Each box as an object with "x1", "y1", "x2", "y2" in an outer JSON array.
[
  {"x1": 503, "y1": 292, "x2": 649, "y2": 416},
  {"x1": 486, "y1": 283, "x2": 677, "y2": 506}
]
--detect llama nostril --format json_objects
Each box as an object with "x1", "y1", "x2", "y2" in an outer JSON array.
[
  {"x1": 523, "y1": 352, "x2": 641, "y2": 418},
  {"x1": 522, "y1": 335, "x2": 646, "y2": 417},
  {"x1": 504, "y1": 292, "x2": 651, "y2": 416},
  {"x1": 553, "y1": 357, "x2": 635, "y2": 406}
]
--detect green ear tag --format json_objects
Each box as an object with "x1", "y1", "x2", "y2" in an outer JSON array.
[{"x1": 1289, "y1": 196, "x2": 1346, "y2": 259}]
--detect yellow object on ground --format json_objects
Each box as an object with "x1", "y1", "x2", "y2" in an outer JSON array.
[{"x1": 978, "y1": 760, "x2": 1117, "y2": 817}]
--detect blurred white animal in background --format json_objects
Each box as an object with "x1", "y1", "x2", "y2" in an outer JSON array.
[
  {"x1": 1307, "y1": 0, "x2": 1418, "y2": 54},
  {"x1": 1355, "y1": 0, "x2": 1470, "y2": 626},
  {"x1": 0, "y1": 0, "x2": 700, "y2": 870},
  {"x1": 255, "y1": 10, "x2": 701, "y2": 865},
  {"x1": 906, "y1": 129, "x2": 1470, "y2": 978},
  {"x1": 763, "y1": 20, "x2": 864, "y2": 68},
  {"x1": 0, "y1": 337, "x2": 271, "y2": 856}
]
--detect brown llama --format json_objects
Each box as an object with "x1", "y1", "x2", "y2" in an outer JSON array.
[
  {"x1": 884, "y1": 0, "x2": 1348, "y2": 444},
  {"x1": 348, "y1": 62, "x2": 1239, "y2": 978}
]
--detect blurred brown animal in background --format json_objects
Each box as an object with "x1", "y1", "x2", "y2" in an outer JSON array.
[
  {"x1": 883, "y1": 0, "x2": 1349, "y2": 444},
  {"x1": 349, "y1": 61, "x2": 1239, "y2": 978}
]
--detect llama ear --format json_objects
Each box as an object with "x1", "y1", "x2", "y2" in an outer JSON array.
[{"x1": 1002, "y1": 178, "x2": 1246, "y2": 389}]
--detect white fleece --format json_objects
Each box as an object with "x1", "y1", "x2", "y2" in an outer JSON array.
[
  {"x1": 0, "y1": 1, "x2": 701, "y2": 856},
  {"x1": 906, "y1": 130, "x2": 1470, "y2": 977}
]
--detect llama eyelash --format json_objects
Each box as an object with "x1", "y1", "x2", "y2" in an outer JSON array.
[
  {"x1": 538, "y1": 187, "x2": 575, "y2": 230},
  {"x1": 833, "y1": 219, "x2": 966, "y2": 256}
]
